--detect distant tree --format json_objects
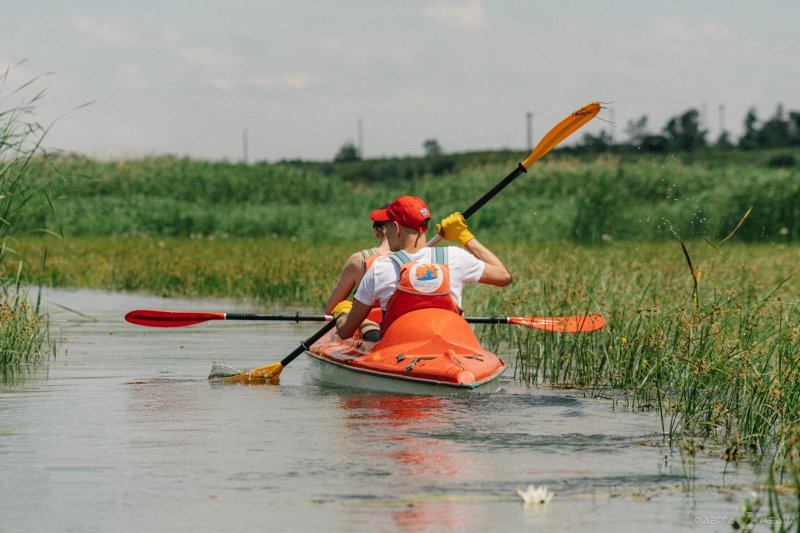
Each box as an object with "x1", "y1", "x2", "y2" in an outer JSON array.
[
  {"x1": 428, "y1": 157, "x2": 456, "y2": 175},
  {"x1": 334, "y1": 142, "x2": 360, "y2": 162},
  {"x1": 663, "y1": 109, "x2": 707, "y2": 151},
  {"x1": 641, "y1": 134, "x2": 670, "y2": 153},
  {"x1": 624, "y1": 115, "x2": 649, "y2": 146},
  {"x1": 581, "y1": 130, "x2": 612, "y2": 152},
  {"x1": 790, "y1": 111, "x2": 800, "y2": 146},
  {"x1": 716, "y1": 131, "x2": 734, "y2": 149},
  {"x1": 422, "y1": 139, "x2": 442, "y2": 157},
  {"x1": 739, "y1": 107, "x2": 760, "y2": 150},
  {"x1": 759, "y1": 105, "x2": 791, "y2": 148}
]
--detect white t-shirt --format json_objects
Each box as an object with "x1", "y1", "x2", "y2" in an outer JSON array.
[{"x1": 354, "y1": 246, "x2": 485, "y2": 311}]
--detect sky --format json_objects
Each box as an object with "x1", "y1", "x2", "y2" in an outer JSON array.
[{"x1": 3, "y1": 1, "x2": 799, "y2": 162}]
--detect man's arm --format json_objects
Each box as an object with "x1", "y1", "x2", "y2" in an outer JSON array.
[
  {"x1": 437, "y1": 212, "x2": 512, "y2": 287},
  {"x1": 324, "y1": 253, "x2": 362, "y2": 314},
  {"x1": 335, "y1": 298, "x2": 373, "y2": 339},
  {"x1": 464, "y1": 238, "x2": 512, "y2": 286}
]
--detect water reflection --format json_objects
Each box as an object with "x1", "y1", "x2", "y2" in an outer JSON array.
[{"x1": 335, "y1": 392, "x2": 484, "y2": 531}]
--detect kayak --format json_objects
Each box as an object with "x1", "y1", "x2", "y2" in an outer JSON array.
[{"x1": 306, "y1": 308, "x2": 506, "y2": 394}]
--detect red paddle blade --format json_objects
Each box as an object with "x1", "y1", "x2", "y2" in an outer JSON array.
[
  {"x1": 510, "y1": 315, "x2": 606, "y2": 333},
  {"x1": 125, "y1": 310, "x2": 226, "y2": 327}
]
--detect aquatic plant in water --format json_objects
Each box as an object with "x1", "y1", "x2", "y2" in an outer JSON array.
[
  {"x1": 0, "y1": 280, "x2": 49, "y2": 370},
  {"x1": 0, "y1": 64, "x2": 56, "y2": 370},
  {"x1": 515, "y1": 485, "x2": 553, "y2": 505}
]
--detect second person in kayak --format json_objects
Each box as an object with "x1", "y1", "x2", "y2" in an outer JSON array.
[{"x1": 332, "y1": 195, "x2": 512, "y2": 340}]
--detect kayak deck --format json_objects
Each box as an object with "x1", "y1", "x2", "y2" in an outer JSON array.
[{"x1": 307, "y1": 308, "x2": 506, "y2": 393}]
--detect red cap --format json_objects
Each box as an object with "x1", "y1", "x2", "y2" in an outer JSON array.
[
  {"x1": 369, "y1": 205, "x2": 391, "y2": 222},
  {"x1": 383, "y1": 195, "x2": 431, "y2": 233}
]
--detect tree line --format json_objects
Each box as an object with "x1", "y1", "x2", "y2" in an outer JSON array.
[
  {"x1": 580, "y1": 104, "x2": 800, "y2": 155},
  {"x1": 315, "y1": 104, "x2": 799, "y2": 181}
]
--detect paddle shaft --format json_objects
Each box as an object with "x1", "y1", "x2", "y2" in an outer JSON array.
[
  {"x1": 462, "y1": 163, "x2": 526, "y2": 220},
  {"x1": 226, "y1": 313, "x2": 329, "y2": 322},
  {"x1": 426, "y1": 163, "x2": 526, "y2": 247},
  {"x1": 280, "y1": 320, "x2": 336, "y2": 368},
  {"x1": 125, "y1": 309, "x2": 599, "y2": 329}
]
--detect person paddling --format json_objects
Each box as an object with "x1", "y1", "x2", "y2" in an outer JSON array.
[
  {"x1": 324, "y1": 205, "x2": 391, "y2": 341},
  {"x1": 332, "y1": 195, "x2": 512, "y2": 340}
]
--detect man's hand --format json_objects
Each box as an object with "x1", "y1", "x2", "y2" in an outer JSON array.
[
  {"x1": 436, "y1": 212, "x2": 474, "y2": 246},
  {"x1": 332, "y1": 300, "x2": 353, "y2": 319}
]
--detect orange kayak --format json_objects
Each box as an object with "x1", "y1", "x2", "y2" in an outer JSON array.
[{"x1": 307, "y1": 308, "x2": 506, "y2": 393}]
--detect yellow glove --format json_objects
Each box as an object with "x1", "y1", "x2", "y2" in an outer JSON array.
[
  {"x1": 436, "y1": 212, "x2": 474, "y2": 246},
  {"x1": 332, "y1": 300, "x2": 353, "y2": 319}
]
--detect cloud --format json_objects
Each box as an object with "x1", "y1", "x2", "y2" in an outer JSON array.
[
  {"x1": 69, "y1": 15, "x2": 147, "y2": 49},
  {"x1": 115, "y1": 62, "x2": 150, "y2": 90},
  {"x1": 173, "y1": 43, "x2": 243, "y2": 73},
  {"x1": 210, "y1": 73, "x2": 320, "y2": 92},
  {"x1": 252, "y1": 74, "x2": 319, "y2": 89},
  {"x1": 209, "y1": 77, "x2": 236, "y2": 91},
  {"x1": 422, "y1": 0, "x2": 490, "y2": 30}
]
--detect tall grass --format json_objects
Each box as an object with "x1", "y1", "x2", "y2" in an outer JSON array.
[
  {"x1": 19, "y1": 150, "x2": 800, "y2": 244},
  {"x1": 0, "y1": 65, "x2": 56, "y2": 370}
]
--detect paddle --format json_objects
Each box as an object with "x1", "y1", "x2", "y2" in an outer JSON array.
[
  {"x1": 215, "y1": 102, "x2": 602, "y2": 382},
  {"x1": 427, "y1": 101, "x2": 601, "y2": 246},
  {"x1": 126, "y1": 309, "x2": 605, "y2": 333}
]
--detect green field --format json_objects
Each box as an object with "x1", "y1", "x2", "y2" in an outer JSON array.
[{"x1": 22, "y1": 151, "x2": 800, "y2": 244}]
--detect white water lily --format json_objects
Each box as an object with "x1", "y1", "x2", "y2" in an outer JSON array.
[{"x1": 516, "y1": 485, "x2": 553, "y2": 505}]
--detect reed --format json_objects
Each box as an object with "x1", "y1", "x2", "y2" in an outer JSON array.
[
  {"x1": 19, "y1": 151, "x2": 800, "y2": 244},
  {"x1": 0, "y1": 65, "x2": 56, "y2": 370},
  {"x1": 0, "y1": 269, "x2": 49, "y2": 372}
]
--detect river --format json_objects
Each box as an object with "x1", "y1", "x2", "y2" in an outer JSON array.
[{"x1": 0, "y1": 288, "x2": 763, "y2": 532}]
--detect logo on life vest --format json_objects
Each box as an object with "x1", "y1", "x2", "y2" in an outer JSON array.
[{"x1": 409, "y1": 263, "x2": 443, "y2": 293}]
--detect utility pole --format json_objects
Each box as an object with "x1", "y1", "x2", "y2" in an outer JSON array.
[
  {"x1": 526, "y1": 112, "x2": 534, "y2": 150},
  {"x1": 357, "y1": 118, "x2": 364, "y2": 158},
  {"x1": 718, "y1": 103, "x2": 726, "y2": 135},
  {"x1": 243, "y1": 129, "x2": 249, "y2": 164},
  {"x1": 608, "y1": 107, "x2": 615, "y2": 143},
  {"x1": 701, "y1": 101, "x2": 708, "y2": 133}
]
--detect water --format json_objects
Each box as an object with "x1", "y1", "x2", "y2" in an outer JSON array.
[{"x1": 1, "y1": 288, "x2": 761, "y2": 532}]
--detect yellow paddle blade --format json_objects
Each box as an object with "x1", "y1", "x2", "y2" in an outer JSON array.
[
  {"x1": 522, "y1": 102, "x2": 601, "y2": 169},
  {"x1": 221, "y1": 362, "x2": 283, "y2": 384}
]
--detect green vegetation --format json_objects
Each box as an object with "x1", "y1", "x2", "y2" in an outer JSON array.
[
  {"x1": 1, "y1": 275, "x2": 49, "y2": 373},
  {"x1": 0, "y1": 67, "x2": 56, "y2": 371},
  {"x1": 21, "y1": 150, "x2": 800, "y2": 246}
]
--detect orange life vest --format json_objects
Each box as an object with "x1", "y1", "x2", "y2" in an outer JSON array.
[
  {"x1": 361, "y1": 247, "x2": 383, "y2": 272},
  {"x1": 380, "y1": 248, "x2": 460, "y2": 334}
]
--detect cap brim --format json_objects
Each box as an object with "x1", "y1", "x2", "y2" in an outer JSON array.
[{"x1": 370, "y1": 209, "x2": 390, "y2": 222}]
